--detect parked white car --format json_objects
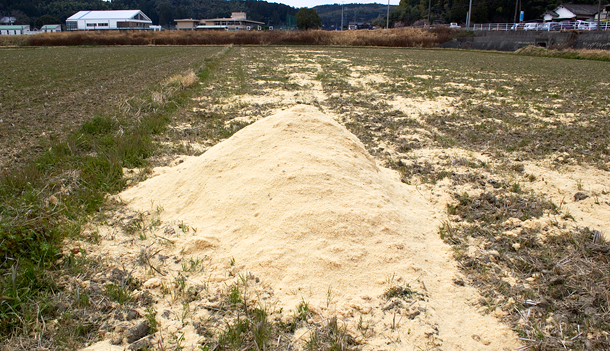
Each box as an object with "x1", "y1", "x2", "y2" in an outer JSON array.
[
  {"x1": 511, "y1": 23, "x2": 524, "y2": 30},
  {"x1": 449, "y1": 22, "x2": 461, "y2": 29},
  {"x1": 577, "y1": 21, "x2": 597, "y2": 30},
  {"x1": 523, "y1": 23, "x2": 538, "y2": 31}
]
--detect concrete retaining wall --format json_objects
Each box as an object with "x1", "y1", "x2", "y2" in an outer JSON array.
[{"x1": 440, "y1": 30, "x2": 610, "y2": 51}]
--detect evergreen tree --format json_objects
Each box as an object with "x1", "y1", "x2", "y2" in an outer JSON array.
[
  {"x1": 296, "y1": 8, "x2": 321, "y2": 30},
  {"x1": 35, "y1": 14, "x2": 61, "y2": 28}
]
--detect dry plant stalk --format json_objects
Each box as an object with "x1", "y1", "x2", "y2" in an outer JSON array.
[{"x1": 24, "y1": 28, "x2": 456, "y2": 48}]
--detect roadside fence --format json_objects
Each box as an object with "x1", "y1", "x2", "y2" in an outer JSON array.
[{"x1": 473, "y1": 22, "x2": 610, "y2": 31}]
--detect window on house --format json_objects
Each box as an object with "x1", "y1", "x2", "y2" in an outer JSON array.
[{"x1": 66, "y1": 21, "x2": 77, "y2": 30}]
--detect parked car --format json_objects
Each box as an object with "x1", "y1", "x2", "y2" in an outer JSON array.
[
  {"x1": 577, "y1": 20, "x2": 597, "y2": 30},
  {"x1": 559, "y1": 21, "x2": 575, "y2": 30},
  {"x1": 523, "y1": 23, "x2": 539, "y2": 31},
  {"x1": 538, "y1": 22, "x2": 562, "y2": 31},
  {"x1": 449, "y1": 22, "x2": 461, "y2": 29},
  {"x1": 511, "y1": 23, "x2": 524, "y2": 30}
]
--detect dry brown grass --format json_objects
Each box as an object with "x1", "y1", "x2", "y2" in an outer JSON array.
[
  {"x1": 24, "y1": 28, "x2": 458, "y2": 47},
  {"x1": 0, "y1": 34, "x2": 29, "y2": 46},
  {"x1": 516, "y1": 45, "x2": 610, "y2": 61},
  {"x1": 164, "y1": 69, "x2": 199, "y2": 88}
]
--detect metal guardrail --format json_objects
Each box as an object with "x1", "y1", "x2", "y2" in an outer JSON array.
[{"x1": 473, "y1": 22, "x2": 610, "y2": 31}]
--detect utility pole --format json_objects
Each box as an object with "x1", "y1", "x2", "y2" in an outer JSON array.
[
  {"x1": 466, "y1": 0, "x2": 473, "y2": 28},
  {"x1": 514, "y1": 0, "x2": 518, "y2": 23},
  {"x1": 387, "y1": 0, "x2": 390, "y2": 29},
  {"x1": 428, "y1": 0, "x2": 432, "y2": 27},
  {"x1": 341, "y1": 2, "x2": 344, "y2": 31},
  {"x1": 598, "y1": 0, "x2": 602, "y2": 30}
]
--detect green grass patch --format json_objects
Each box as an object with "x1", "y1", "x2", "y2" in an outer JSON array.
[{"x1": 0, "y1": 46, "x2": 228, "y2": 341}]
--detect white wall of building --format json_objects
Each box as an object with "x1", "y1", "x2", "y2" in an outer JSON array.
[
  {"x1": 66, "y1": 11, "x2": 152, "y2": 30},
  {"x1": 555, "y1": 7, "x2": 576, "y2": 19},
  {"x1": 0, "y1": 26, "x2": 30, "y2": 35}
]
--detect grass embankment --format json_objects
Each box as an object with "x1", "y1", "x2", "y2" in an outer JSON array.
[
  {"x1": 515, "y1": 45, "x2": 610, "y2": 61},
  {"x1": 11, "y1": 27, "x2": 461, "y2": 47},
  {"x1": 0, "y1": 46, "x2": 227, "y2": 347},
  {"x1": 0, "y1": 35, "x2": 29, "y2": 46}
]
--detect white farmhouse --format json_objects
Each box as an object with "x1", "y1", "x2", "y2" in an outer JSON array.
[
  {"x1": 66, "y1": 10, "x2": 152, "y2": 31},
  {"x1": 0, "y1": 25, "x2": 30, "y2": 35},
  {"x1": 543, "y1": 4, "x2": 600, "y2": 22},
  {"x1": 40, "y1": 24, "x2": 62, "y2": 33}
]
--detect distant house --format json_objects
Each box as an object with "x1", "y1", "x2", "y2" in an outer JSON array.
[
  {"x1": 176, "y1": 12, "x2": 264, "y2": 31},
  {"x1": 598, "y1": 4, "x2": 610, "y2": 22},
  {"x1": 66, "y1": 10, "x2": 152, "y2": 31},
  {"x1": 175, "y1": 18, "x2": 200, "y2": 30},
  {"x1": 0, "y1": 25, "x2": 30, "y2": 35},
  {"x1": 543, "y1": 4, "x2": 600, "y2": 22},
  {"x1": 40, "y1": 24, "x2": 62, "y2": 33},
  {"x1": 348, "y1": 22, "x2": 372, "y2": 30}
]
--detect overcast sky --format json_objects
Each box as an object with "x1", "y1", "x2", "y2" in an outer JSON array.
[{"x1": 268, "y1": 0, "x2": 401, "y2": 9}]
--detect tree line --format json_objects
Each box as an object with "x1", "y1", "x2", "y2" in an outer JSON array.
[
  {"x1": 313, "y1": 4, "x2": 396, "y2": 30},
  {"x1": 314, "y1": 0, "x2": 608, "y2": 30},
  {"x1": 0, "y1": 0, "x2": 297, "y2": 28}
]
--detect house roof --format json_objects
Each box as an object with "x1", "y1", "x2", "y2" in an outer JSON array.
[
  {"x1": 41, "y1": 24, "x2": 61, "y2": 29},
  {"x1": 67, "y1": 10, "x2": 151, "y2": 22},
  {"x1": 559, "y1": 3, "x2": 599, "y2": 16},
  {"x1": 542, "y1": 10, "x2": 559, "y2": 18},
  {"x1": 202, "y1": 17, "x2": 264, "y2": 24},
  {"x1": 0, "y1": 25, "x2": 28, "y2": 30}
]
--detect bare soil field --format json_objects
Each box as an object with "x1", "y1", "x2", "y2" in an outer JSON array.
[
  {"x1": 1, "y1": 46, "x2": 609, "y2": 351},
  {"x1": 0, "y1": 46, "x2": 223, "y2": 171}
]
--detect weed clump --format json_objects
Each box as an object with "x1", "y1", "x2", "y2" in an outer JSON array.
[
  {"x1": 448, "y1": 190, "x2": 556, "y2": 223},
  {"x1": 305, "y1": 317, "x2": 357, "y2": 351},
  {"x1": 383, "y1": 284, "x2": 422, "y2": 300}
]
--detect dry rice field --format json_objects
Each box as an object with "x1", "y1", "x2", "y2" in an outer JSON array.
[{"x1": 2, "y1": 46, "x2": 609, "y2": 351}]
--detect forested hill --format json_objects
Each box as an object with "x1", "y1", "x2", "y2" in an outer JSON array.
[
  {"x1": 388, "y1": 0, "x2": 607, "y2": 26},
  {"x1": 313, "y1": 3, "x2": 397, "y2": 29},
  {"x1": 0, "y1": 0, "x2": 297, "y2": 27},
  {"x1": 315, "y1": 0, "x2": 608, "y2": 29},
  {"x1": 2, "y1": 0, "x2": 607, "y2": 29}
]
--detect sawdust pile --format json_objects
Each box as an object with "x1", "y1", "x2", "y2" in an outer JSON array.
[{"x1": 115, "y1": 105, "x2": 519, "y2": 349}]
